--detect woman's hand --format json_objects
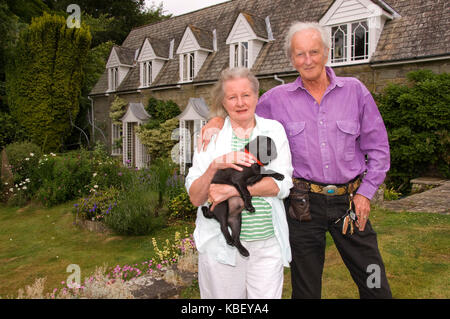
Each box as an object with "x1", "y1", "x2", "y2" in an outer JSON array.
[
  {"x1": 210, "y1": 151, "x2": 257, "y2": 172},
  {"x1": 208, "y1": 184, "x2": 239, "y2": 211}
]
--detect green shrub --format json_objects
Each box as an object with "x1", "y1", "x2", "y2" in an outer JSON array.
[
  {"x1": 73, "y1": 187, "x2": 121, "y2": 221},
  {"x1": 377, "y1": 70, "x2": 450, "y2": 192},
  {"x1": 104, "y1": 174, "x2": 165, "y2": 236},
  {"x1": 4, "y1": 141, "x2": 42, "y2": 200},
  {"x1": 36, "y1": 153, "x2": 93, "y2": 206},
  {"x1": 168, "y1": 189, "x2": 197, "y2": 221}
]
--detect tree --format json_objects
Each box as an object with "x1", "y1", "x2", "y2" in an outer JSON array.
[
  {"x1": 42, "y1": 0, "x2": 170, "y2": 45},
  {"x1": 6, "y1": 12, "x2": 91, "y2": 152}
]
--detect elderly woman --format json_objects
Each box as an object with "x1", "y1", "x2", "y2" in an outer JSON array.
[{"x1": 185, "y1": 67, "x2": 293, "y2": 299}]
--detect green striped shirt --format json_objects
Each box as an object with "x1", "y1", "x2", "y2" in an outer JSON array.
[{"x1": 231, "y1": 133, "x2": 275, "y2": 241}]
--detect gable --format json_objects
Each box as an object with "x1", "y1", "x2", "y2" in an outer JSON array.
[
  {"x1": 320, "y1": 0, "x2": 392, "y2": 26},
  {"x1": 226, "y1": 13, "x2": 258, "y2": 44},
  {"x1": 106, "y1": 48, "x2": 120, "y2": 68},
  {"x1": 177, "y1": 27, "x2": 201, "y2": 54},
  {"x1": 137, "y1": 38, "x2": 156, "y2": 62}
]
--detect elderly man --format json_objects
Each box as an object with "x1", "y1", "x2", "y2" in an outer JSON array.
[{"x1": 200, "y1": 22, "x2": 392, "y2": 299}]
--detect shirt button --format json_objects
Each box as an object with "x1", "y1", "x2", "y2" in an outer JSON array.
[
  {"x1": 321, "y1": 142, "x2": 326, "y2": 147},
  {"x1": 320, "y1": 121, "x2": 324, "y2": 125},
  {"x1": 325, "y1": 165, "x2": 329, "y2": 169}
]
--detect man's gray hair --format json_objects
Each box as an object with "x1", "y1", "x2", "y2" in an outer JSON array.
[
  {"x1": 284, "y1": 21, "x2": 330, "y2": 60},
  {"x1": 209, "y1": 67, "x2": 260, "y2": 119}
]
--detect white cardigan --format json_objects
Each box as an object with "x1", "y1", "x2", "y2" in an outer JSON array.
[{"x1": 185, "y1": 115, "x2": 294, "y2": 267}]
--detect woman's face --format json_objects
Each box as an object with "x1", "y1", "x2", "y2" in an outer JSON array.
[{"x1": 222, "y1": 77, "x2": 258, "y2": 125}]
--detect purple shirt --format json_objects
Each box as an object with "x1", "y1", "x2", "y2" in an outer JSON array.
[{"x1": 256, "y1": 67, "x2": 390, "y2": 200}]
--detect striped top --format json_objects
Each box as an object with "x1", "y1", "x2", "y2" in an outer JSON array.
[{"x1": 231, "y1": 132, "x2": 275, "y2": 241}]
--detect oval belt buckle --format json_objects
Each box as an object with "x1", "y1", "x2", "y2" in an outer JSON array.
[{"x1": 323, "y1": 185, "x2": 338, "y2": 195}]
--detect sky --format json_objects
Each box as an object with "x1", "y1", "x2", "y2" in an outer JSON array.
[{"x1": 147, "y1": 0, "x2": 230, "y2": 17}]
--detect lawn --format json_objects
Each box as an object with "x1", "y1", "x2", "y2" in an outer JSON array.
[
  {"x1": 180, "y1": 206, "x2": 450, "y2": 299},
  {"x1": 0, "y1": 202, "x2": 449, "y2": 299},
  {"x1": 0, "y1": 201, "x2": 195, "y2": 298}
]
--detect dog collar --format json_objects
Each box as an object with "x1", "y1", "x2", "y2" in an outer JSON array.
[{"x1": 244, "y1": 148, "x2": 264, "y2": 166}]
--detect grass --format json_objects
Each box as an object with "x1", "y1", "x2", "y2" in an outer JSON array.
[
  {"x1": 0, "y1": 203, "x2": 448, "y2": 299},
  {"x1": 0, "y1": 201, "x2": 194, "y2": 298},
  {"x1": 181, "y1": 207, "x2": 450, "y2": 299}
]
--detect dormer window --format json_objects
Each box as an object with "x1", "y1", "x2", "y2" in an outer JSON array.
[
  {"x1": 106, "y1": 46, "x2": 135, "y2": 92},
  {"x1": 109, "y1": 67, "x2": 119, "y2": 91},
  {"x1": 141, "y1": 61, "x2": 152, "y2": 87},
  {"x1": 226, "y1": 13, "x2": 270, "y2": 69},
  {"x1": 331, "y1": 21, "x2": 369, "y2": 64},
  {"x1": 182, "y1": 52, "x2": 195, "y2": 82},
  {"x1": 320, "y1": 0, "x2": 399, "y2": 66},
  {"x1": 233, "y1": 42, "x2": 249, "y2": 68},
  {"x1": 177, "y1": 25, "x2": 213, "y2": 83},
  {"x1": 137, "y1": 38, "x2": 170, "y2": 88}
]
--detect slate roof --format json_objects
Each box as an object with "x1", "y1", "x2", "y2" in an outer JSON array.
[
  {"x1": 189, "y1": 25, "x2": 214, "y2": 51},
  {"x1": 90, "y1": 0, "x2": 450, "y2": 96},
  {"x1": 121, "y1": 103, "x2": 150, "y2": 121},
  {"x1": 114, "y1": 46, "x2": 136, "y2": 66}
]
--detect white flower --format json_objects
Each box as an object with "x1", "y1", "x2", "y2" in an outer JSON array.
[
  {"x1": 94, "y1": 185, "x2": 98, "y2": 189},
  {"x1": 22, "y1": 186, "x2": 27, "y2": 190},
  {"x1": 25, "y1": 158, "x2": 30, "y2": 161},
  {"x1": 25, "y1": 178, "x2": 30, "y2": 183},
  {"x1": 50, "y1": 153, "x2": 56, "y2": 157},
  {"x1": 9, "y1": 188, "x2": 13, "y2": 192},
  {"x1": 30, "y1": 153, "x2": 34, "y2": 157},
  {"x1": 93, "y1": 173, "x2": 97, "y2": 177},
  {"x1": 4, "y1": 182, "x2": 8, "y2": 185}
]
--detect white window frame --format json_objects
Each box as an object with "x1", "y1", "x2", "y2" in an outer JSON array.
[
  {"x1": 181, "y1": 52, "x2": 195, "y2": 82},
  {"x1": 231, "y1": 41, "x2": 249, "y2": 68},
  {"x1": 330, "y1": 20, "x2": 370, "y2": 66},
  {"x1": 141, "y1": 61, "x2": 152, "y2": 87},
  {"x1": 108, "y1": 67, "x2": 119, "y2": 91},
  {"x1": 111, "y1": 123, "x2": 122, "y2": 156}
]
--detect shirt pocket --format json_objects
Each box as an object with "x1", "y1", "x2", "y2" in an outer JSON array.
[
  {"x1": 285, "y1": 121, "x2": 308, "y2": 160},
  {"x1": 336, "y1": 120, "x2": 360, "y2": 161}
]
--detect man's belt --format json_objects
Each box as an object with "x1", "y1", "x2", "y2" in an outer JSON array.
[{"x1": 293, "y1": 177, "x2": 361, "y2": 196}]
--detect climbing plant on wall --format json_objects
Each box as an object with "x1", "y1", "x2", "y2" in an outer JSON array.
[{"x1": 6, "y1": 12, "x2": 91, "y2": 152}]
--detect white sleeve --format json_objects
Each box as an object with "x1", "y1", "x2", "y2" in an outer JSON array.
[{"x1": 185, "y1": 141, "x2": 215, "y2": 196}]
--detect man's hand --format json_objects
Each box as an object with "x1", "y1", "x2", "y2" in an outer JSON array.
[
  {"x1": 197, "y1": 117, "x2": 225, "y2": 152},
  {"x1": 353, "y1": 194, "x2": 370, "y2": 231}
]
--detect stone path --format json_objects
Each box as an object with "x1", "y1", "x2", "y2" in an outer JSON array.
[{"x1": 379, "y1": 180, "x2": 450, "y2": 214}]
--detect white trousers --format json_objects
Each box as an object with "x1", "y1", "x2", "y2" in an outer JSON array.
[{"x1": 198, "y1": 237, "x2": 284, "y2": 299}]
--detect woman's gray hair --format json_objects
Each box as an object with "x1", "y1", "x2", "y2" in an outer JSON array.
[
  {"x1": 209, "y1": 67, "x2": 260, "y2": 119},
  {"x1": 284, "y1": 21, "x2": 330, "y2": 60}
]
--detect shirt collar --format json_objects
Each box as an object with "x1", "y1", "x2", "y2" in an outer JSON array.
[{"x1": 287, "y1": 66, "x2": 344, "y2": 92}]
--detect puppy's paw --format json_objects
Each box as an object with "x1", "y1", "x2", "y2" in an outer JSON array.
[{"x1": 273, "y1": 173, "x2": 284, "y2": 180}]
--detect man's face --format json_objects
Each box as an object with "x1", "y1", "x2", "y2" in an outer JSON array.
[{"x1": 290, "y1": 29, "x2": 329, "y2": 82}]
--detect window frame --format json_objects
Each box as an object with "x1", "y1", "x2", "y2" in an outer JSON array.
[
  {"x1": 231, "y1": 41, "x2": 249, "y2": 68},
  {"x1": 329, "y1": 19, "x2": 370, "y2": 66},
  {"x1": 181, "y1": 52, "x2": 195, "y2": 82}
]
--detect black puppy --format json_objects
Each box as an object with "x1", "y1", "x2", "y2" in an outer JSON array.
[{"x1": 201, "y1": 135, "x2": 284, "y2": 257}]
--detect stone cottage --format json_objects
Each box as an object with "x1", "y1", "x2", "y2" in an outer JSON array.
[{"x1": 88, "y1": 0, "x2": 450, "y2": 173}]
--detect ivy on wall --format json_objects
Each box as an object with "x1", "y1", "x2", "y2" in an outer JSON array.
[{"x1": 6, "y1": 12, "x2": 91, "y2": 152}]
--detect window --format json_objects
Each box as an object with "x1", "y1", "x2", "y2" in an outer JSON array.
[
  {"x1": 109, "y1": 67, "x2": 119, "y2": 91},
  {"x1": 141, "y1": 61, "x2": 152, "y2": 87},
  {"x1": 111, "y1": 123, "x2": 122, "y2": 155},
  {"x1": 182, "y1": 52, "x2": 195, "y2": 82},
  {"x1": 331, "y1": 21, "x2": 369, "y2": 64},
  {"x1": 232, "y1": 42, "x2": 249, "y2": 68}
]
